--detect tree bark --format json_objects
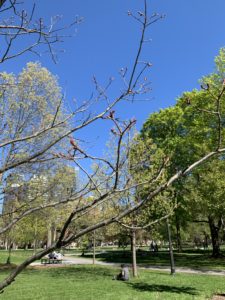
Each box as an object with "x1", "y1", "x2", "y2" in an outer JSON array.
[
  {"x1": 93, "y1": 230, "x2": 96, "y2": 265},
  {"x1": 6, "y1": 242, "x2": 12, "y2": 264},
  {"x1": 47, "y1": 225, "x2": 52, "y2": 248},
  {"x1": 52, "y1": 226, "x2": 57, "y2": 243},
  {"x1": 166, "y1": 219, "x2": 175, "y2": 275},
  {"x1": 175, "y1": 215, "x2": 182, "y2": 252},
  {"x1": 208, "y1": 216, "x2": 221, "y2": 258},
  {"x1": 33, "y1": 218, "x2": 38, "y2": 254},
  {"x1": 131, "y1": 230, "x2": 138, "y2": 277}
]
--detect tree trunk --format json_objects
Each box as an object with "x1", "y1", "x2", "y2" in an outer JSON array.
[
  {"x1": 33, "y1": 218, "x2": 38, "y2": 254},
  {"x1": 47, "y1": 225, "x2": 52, "y2": 248},
  {"x1": 93, "y1": 230, "x2": 96, "y2": 265},
  {"x1": 6, "y1": 242, "x2": 12, "y2": 264},
  {"x1": 175, "y1": 215, "x2": 182, "y2": 252},
  {"x1": 4, "y1": 238, "x2": 8, "y2": 250},
  {"x1": 166, "y1": 219, "x2": 175, "y2": 275},
  {"x1": 131, "y1": 230, "x2": 138, "y2": 277},
  {"x1": 52, "y1": 226, "x2": 57, "y2": 243},
  {"x1": 208, "y1": 216, "x2": 221, "y2": 258}
]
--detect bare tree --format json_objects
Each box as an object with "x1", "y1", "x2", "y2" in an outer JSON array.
[{"x1": 0, "y1": 0, "x2": 80, "y2": 63}]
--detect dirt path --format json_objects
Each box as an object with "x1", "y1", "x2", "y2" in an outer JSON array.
[
  {"x1": 31, "y1": 254, "x2": 225, "y2": 276},
  {"x1": 212, "y1": 296, "x2": 225, "y2": 300}
]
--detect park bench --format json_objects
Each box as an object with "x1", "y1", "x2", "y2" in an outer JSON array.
[{"x1": 41, "y1": 258, "x2": 63, "y2": 265}]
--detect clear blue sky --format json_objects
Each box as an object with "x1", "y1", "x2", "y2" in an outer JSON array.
[{"x1": 2, "y1": 0, "x2": 225, "y2": 157}]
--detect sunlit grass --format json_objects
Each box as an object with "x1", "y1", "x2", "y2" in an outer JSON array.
[{"x1": 0, "y1": 265, "x2": 224, "y2": 300}]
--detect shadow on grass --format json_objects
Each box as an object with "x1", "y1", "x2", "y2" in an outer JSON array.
[
  {"x1": 127, "y1": 282, "x2": 198, "y2": 296},
  {"x1": 39, "y1": 265, "x2": 115, "y2": 280},
  {"x1": 83, "y1": 249, "x2": 225, "y2": 270}
]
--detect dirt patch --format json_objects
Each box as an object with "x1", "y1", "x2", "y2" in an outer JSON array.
[
  {"x1": 212, "y1": 294, "x2": 225, "y2": 300},
  {"x1": 0, "y1": 263, "x2": 17, "y2": 270}
]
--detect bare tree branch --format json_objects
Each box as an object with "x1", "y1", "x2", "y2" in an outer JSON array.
[{"x1": 0, "y1": 0, "x2": 81, "y2": 63}]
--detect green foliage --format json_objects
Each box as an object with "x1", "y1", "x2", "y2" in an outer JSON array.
[
  {"x1": 2, "y1": 165, "x2": 77, "y2": 248},
  {"x1": 0, "y1": 62, "x2": 66, "y2": 172},
  {"x1": 184, "y1": 159, "x2": 225, "y2": 220},
  {"x1": 0, "y1": 60, "x2": 77, "y2": 249},
  {"x1": 134, "y1": 48, "x2": 225, "y2": 250},
  {"x1": 141, "y1": 49, "x2": 225, "y2": 171},
  {"x1": 129, "y1": 134, "x2": 175, "y2": 229}
]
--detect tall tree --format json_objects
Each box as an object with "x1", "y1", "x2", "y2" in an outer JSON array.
[
  {"x1": 135, "y1": 48, "x2": 225, "y2": 256},
  {"x1": 184, "y1": 159, "x2": 225, "y2": 257}
]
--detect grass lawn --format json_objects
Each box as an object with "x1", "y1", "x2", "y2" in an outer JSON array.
[
  {"x1": 0, "y1": 248, "x2": 225, "y2": 271},
  {"x1": 0, "y1": 249, "x2": 34, "y2": 265},
  {"x1": 0, "y1": 265, "x2": 224, "y2": 300}
]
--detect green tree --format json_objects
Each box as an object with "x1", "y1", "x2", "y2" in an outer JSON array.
[
  {"x1": 184, "y1": 159, "x2": 225, "y2": 257},
  {"x1": 2, "y1": 165, "x2": 77, "y2": 255},
  {"x1": 0, "y1": 62, "x2": 73, "y2": 234},
  {"x1": 137, "y1": 48, "x2": 225, "y2": 256}
]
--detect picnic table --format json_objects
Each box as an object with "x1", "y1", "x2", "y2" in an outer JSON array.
[{"x1": 41, "y1": 258, "x2": 63, "y2": 265}]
